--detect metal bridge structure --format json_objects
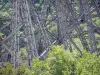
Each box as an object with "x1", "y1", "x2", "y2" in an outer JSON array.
[{"x1": 0, "y1": 0, "x2": 100, "y2": 67}]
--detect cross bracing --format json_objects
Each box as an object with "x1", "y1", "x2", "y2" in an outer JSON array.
[{"x1": 0, "y1": 0, "x2": 100, "y2": 66}]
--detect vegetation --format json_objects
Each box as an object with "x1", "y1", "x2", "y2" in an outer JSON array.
[
  {"x1": 0, "y1": 46, "x2": 100, "y2": 75},
  {"x1": 0, "y1": 0, "x2": 100, "y2": 74}
]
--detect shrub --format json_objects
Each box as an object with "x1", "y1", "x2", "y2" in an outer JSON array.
[
  {"x1": 31, "y1": 45, "x2": 100, "y2": 75},
  {"x1": 0, "y1": 63, "x2": 15, "y2": 75},
  {"x1": 0, "y1": 45, "x2": 100, "y2": 75}
]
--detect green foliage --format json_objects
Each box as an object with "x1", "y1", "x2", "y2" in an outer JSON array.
[
  {"x1": 46, "y1": 46, "x2": 76, "y2": 75},
  {"x1": 76, "y1": 50, "x2": 100, "y2": 75},
  {"x1": 0, "y1": 46, "x2": 100, "y2": 75},
  {"x1": 31, "y1": 45, "x2": 100, "y2": 75},
  {"x1": 16, "y1": 65, "x2": 26, "y2": 75},
  {"x1": 32, "y1": 58, "x2": 50, "y2": 75},
  {"x1": 0, "y1": 63, "x2": 15, "y2": 75},
  {"x1": 92, "y1": 17, "x2": 100, "y2": 26},
  {"x1": 0, "y1": 32, "x2": 4, "y2": 36}
]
